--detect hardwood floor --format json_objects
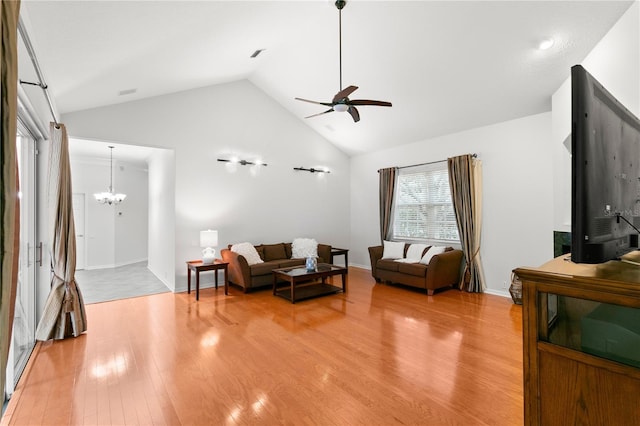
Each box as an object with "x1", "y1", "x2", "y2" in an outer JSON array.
[{"x1": 1, "y1": 267, "x2": 523, "y2": 425}]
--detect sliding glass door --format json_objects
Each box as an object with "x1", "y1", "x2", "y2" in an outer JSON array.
[{"x1": 5, "y1": 125, "x2": 37, "y2": 398}]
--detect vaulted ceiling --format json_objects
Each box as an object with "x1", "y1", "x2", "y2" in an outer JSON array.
[{"x1": 19, "y1": 0, "x2": 633, "y2": 157}]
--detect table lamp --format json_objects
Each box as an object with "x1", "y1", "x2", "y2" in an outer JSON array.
[{"x1": 200, "y1": 230, "x2": 218, "y2": 264}]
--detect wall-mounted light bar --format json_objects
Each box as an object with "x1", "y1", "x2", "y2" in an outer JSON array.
[
  {"x1": 217, "y1": 158, "x2": 267, "y2": 167},
  {"x1": 293, "y1": 166, "x2": 330, "y2": 174}
]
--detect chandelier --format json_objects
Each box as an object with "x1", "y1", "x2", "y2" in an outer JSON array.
[{"x1": 94, "y1": 146, "x2": 126, "y2": 205}]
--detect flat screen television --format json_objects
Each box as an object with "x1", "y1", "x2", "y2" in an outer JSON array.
[{"x1": 571, "y1": 65, "x2": 640, "y2": 264}]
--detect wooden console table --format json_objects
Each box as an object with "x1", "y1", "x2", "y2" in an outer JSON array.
[{"x1": 186, "y1": 259, "x2": 229, "y2": 300}]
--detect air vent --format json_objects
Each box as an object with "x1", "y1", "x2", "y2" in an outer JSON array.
[
  {"x1": 250, "y1": 49, "x2": 265, "y2": 58},
  {"x1": 118, "y1": 88, "x2": 137, "y2": 96}
]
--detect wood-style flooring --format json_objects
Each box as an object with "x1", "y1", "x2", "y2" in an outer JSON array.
[{"x1": 1, "y1": 267, "x2": 524, "y2": 425}]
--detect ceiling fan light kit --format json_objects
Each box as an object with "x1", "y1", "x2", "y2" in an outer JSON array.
[{"x1": 295, "y1": 0, "x2": 391, "y2": 123}]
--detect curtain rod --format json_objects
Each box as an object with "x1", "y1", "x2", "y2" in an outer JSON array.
[
  {"x1": 17, "y1": 17, "x2": 60, "y2": 128},
  {"x1": 377, "y1": 153, "x2": 477, "y2": 173}
]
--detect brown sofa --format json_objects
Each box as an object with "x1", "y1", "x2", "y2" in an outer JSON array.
[
  {"x1": 368, "y1": 244, "x2": 463, "y2": 295},
  {"x1": 220, "y1": 242, "x2": 331, "y2": 292}
]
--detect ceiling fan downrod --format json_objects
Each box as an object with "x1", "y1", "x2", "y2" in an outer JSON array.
[
  {"x1": 293, "y1": 0, "x2": 391, "y2": 123},
  {"x1": 336, "y1": 0, "x2": 346, "y2": 92}
]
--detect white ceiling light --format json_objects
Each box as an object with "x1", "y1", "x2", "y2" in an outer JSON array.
[
  {"x1": 94, "y1": 146, "x2": 127, "y2": 205},
  {"x1": 538, "y1": 38, "x2": 555, "y2": 50},
  {"x1": 333, "y1": 104, "x2": 349, "y2": 112}
]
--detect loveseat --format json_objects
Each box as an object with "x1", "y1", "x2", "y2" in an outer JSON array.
[
  {"x1": 368, "y1": 243, "x2": 463, "y2": 295},
  {"x1": 221, "y1": 241, "x2": 332, "y2": 292}
]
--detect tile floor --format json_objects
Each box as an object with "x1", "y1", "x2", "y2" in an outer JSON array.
[{"x1": 75, "y1": 261, "x2": 169, "y2": 304}]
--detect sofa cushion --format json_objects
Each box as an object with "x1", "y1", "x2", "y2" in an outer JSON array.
[
  {"x1": 278, "y1": 259, "x2": 305, "y2": 268},
  {"x1": 377, "y1": 259, "x2": 400, "y2": 272},
  {"x1": 255, "y1": 245, "x2": 265, "y2": 260},
  {"x1": 382, "y1": 240, "x2": 405, "y2": 259},
  {"x1": 262, "y1": 243, "x2": 287, "y2": 261},
  {"x1": 284, "y1": 243, "x2": 292, "y2": 258},
  {"x1": 250, "y1": 260, "x2": 280, "y2": 276},
  {"x1": 398, "y1": 263, "x2": 428, "y2": 277},
  {"x1": 231, "y1": 242, "x2": 264, "y2": 265}
]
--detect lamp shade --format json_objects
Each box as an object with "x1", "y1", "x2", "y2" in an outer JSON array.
[{"x1": 200, "y1": 230, "x2": 218, "y2": 248}]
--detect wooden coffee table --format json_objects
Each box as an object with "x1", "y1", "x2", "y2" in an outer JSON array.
[{"x1": 272, "y1": 263, "x2": 347, "y2": 304}]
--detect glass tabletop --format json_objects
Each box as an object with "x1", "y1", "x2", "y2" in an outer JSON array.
[{"x1": 275, "y1": 263, "x2": 344, "y2": 277}]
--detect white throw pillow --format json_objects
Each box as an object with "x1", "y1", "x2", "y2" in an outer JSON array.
[
  {"x1": 381, "y1": 240, "x2": 405, "y2": 260},
  {"x1": 231, "y1": 242, "x2": 264, "y2": 265},
  {"x1": 406, "y1": 244, "x2": 428, "y2": 261},
  {"x1": 292, "y1": 238, "x2": 318, "y2": 258},
  {"x1": 420, "y1": 246, "x2": 447, "y2": 265}
]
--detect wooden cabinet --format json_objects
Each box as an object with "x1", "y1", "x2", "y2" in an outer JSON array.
[{"x1": 514, "y1": 252, "x2": 640, "y2": 425}]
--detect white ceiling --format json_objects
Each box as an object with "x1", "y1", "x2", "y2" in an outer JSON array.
[{"x1": 19, "y1": 0, "x2": 633, "y2": 158}]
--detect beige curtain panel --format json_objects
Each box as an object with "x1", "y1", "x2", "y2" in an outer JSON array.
[
  {"x1": 379, "y1": 167, "x2": 397, "y2": 243},
  {"x1": 448, "y1": 154, "x2": 486, "y2": 292},
  {"x1": 0, "y1": 0, "x2": 21, "y2": 401},
  {"x1": 35, "y1": 123, "x2": 87, "y2": 341}
]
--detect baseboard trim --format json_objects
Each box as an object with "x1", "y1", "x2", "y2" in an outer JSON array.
[
  {"x1": 484, "y1": 288, "x2": 511, "y2": 299},
  {"x1": 147, "y1": 266, "x2": 173, "y2": 291}
]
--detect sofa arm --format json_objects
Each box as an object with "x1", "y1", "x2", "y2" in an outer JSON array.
[
  {"x1": 425, "y1": 249, "x2": 463, "y2": 290},
  {"x1": 220, "y1": 248, "x2": 251, "y2": 290},
  {"x1": 317, "y1": 243, "x2": 332, "y2": 264},
  {"x1": 368, "y1": 246, "x2": 383, "y2": 279}
]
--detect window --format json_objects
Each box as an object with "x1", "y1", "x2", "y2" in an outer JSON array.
[{"x1": 391, "y1": 162, "x2": 459, "y2": 243}]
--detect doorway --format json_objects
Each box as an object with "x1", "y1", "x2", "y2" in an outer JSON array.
[{"x1": 72, "y1": 193, "x2": 85, "y2": 270}]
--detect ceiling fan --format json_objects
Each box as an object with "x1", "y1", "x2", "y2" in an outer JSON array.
[{"x1": 295, "y1": 0, "x2": 392, "y2": 123}]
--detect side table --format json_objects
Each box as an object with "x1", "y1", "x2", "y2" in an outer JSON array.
[
  {"x1": 186, "y1": 259, "x2": 229, "y2": 300},
  {"x1": 330, "y1": 247, "x2": 349, "y2": 271}
]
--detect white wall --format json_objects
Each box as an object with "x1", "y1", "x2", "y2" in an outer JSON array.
[
  {"x1": 61, "y1": 80, "x2": 351, "y2": 291},
  {"x1": 70, "y1": 157, "x2": 149, "y2": 269},
  {"x1": 350, "y1": 112, "x2": 554, "y2": 296},
  {"x1": 148, "y1": 149, "x2": 175, "y2": 289},
  {"x1": 552, "y1": 2, "x2": 640, "y2": 231}
]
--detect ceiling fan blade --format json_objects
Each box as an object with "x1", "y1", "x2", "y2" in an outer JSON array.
[
  {"x1": 305, "y1": 109, "x2": 334, "y2": 119},
  {"x1": 333, "y1": 85, "x2": 358, "y2": 102},
  {"x1": 349, "y1": 99, "x2": 393, "y2": 107},
  {"x1": 348, "y1": 106, "x2": 360, "y2": 123},
  {"x1": 295, "y1": 97, "x2": 333, "y2": 107}
]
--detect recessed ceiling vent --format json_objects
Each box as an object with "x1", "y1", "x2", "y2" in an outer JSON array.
[
  {"x1": 250, "y1": 49, "x2": 265, "y2": 58},
  {"x1": 118, "y1": 88, "x2": 137, "y2": 96}
]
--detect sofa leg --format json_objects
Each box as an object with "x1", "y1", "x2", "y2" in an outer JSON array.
[{"x1": 427, "y1": 289, "x2": 435, "y2": 296}]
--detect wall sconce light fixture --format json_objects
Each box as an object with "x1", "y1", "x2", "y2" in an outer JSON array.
[
  {"x1": 217, "y1": 158, "x2": 267, "y2": 167},
  {"x1": 294, "y1": 166, "x2": 330, "y2": 174}
]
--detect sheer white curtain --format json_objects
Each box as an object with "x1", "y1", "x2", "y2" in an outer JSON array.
[{"x1": 35, "y1": 123, "x2": 87, "y2": 340}]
